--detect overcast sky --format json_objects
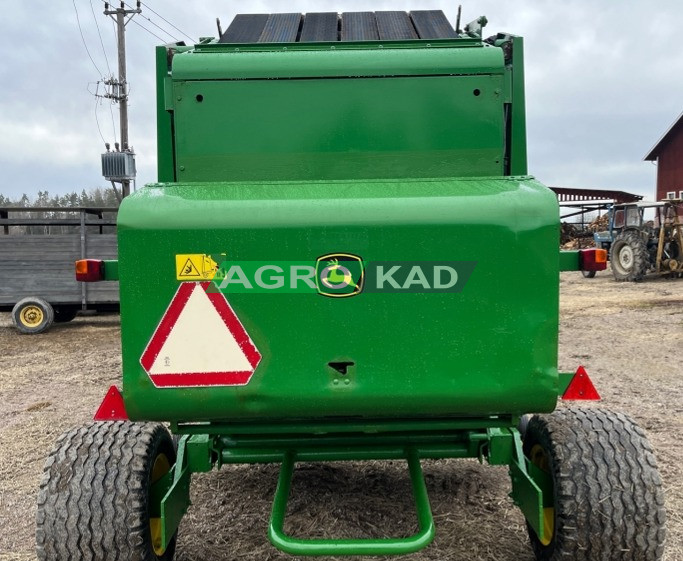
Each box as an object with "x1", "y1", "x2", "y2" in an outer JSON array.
[{"x1": 1, "y1": 1, "x2": 681, "y2": 200}]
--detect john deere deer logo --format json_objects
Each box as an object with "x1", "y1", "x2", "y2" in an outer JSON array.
[{"x1": 315, "y1": 253, "x2": 365, "y2": 298}]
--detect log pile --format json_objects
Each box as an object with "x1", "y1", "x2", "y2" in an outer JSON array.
[
  {"x1": 560, "y1": 214, "x2": 608, "y2": 249},
  {"x1": 587, "y1": 213, "x2": 609, "y2": 232}
]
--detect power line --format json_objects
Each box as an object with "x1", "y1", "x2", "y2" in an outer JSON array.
[
  {"x1": 89, "y1": 0, "x2": 111, "y2": 75},
  {"x1": 133, "y1": 9, "x2": 180, "y2": 42},
  {"x1": 120, "y1": 1, "x2": 179, "y2": 42},
  {"x1": 73, "y1": 0, "x2": 103, "y2": 77},
  {"x1": 141, "y1": 1, "x2": 195, "y2": 42},
  {"x1": 94, "y1": 96, "x2": 107, "y2": 146},
  {"x1": 129, "y1": 17, "x2": 167, "y2": 43},
  {"x1": 108, "y1": 101, "x2": 118, "y2": 144}
]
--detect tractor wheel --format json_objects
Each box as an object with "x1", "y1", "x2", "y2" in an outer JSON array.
[
  {"x1": 610, "y1": 231, "x2": 649, "y2": 281},
  {"x1": 581, "y1": 270, "x2": 596, "y2": 278},
  {"x1": 36, "y1": 421, "x2": 177, "y2": 561},
  {"x1": 53, "y1": 306, "x2": 79, "y2": 323},
  {"x1": 12, "y1": 297, "x2": 54, "y2": 334},
  {"x1": 523, "y1": 408, "x2": 665, "y2": 561}
]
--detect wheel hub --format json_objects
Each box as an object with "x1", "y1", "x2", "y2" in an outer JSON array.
[
  {"x1": 530, "y1": 444, "x2": 555, "y2": 546},
  {"x1": 150, "y1": 453, "x2": 171, "y2": 556},
  {"x1": 618, "y1": 245, "x2": 634, "y2": 269},
  {"x1": 20, "y1": 305, "x2": 44, "y2": 327}
]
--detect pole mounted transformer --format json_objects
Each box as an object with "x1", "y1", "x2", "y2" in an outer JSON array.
[{"x1": 101, "y1": 0, "x2": 141, "y2": 198}]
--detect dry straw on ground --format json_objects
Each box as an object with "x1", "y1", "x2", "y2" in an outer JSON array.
[{"x1": 0, "y1": 270, "x2": 681, "y2": 561}]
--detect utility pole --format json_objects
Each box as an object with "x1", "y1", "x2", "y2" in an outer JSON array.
[{"x1": 103, "y1": 1, "x2": 141, "y2": 198}]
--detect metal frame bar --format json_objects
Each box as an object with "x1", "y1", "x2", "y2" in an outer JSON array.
[
  {"x1": 268, "y1": 450, "x2": 434, "y2": 556},
  {"x1": 154, "y1": 421, "x2": 550, "y2": 555}
]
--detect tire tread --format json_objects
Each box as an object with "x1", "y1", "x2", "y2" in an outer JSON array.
[{"x1": 525, "y1": 407, "x2": 666, "y2": 561}]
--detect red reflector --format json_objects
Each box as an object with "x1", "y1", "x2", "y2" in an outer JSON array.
[
  {"x1": 93, "y1": 385, "x2": 128, "y2": 420},
  {"x1": 562, "y1": 366, "x2": 601, "y2": 400},
  {"x1": 579, "y1": 249, "x2": 608, "y2": 271},
  {"x1": 75, "y1": 259, "x2": 104, "y2": 282}
]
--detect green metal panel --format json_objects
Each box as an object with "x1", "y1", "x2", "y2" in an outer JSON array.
[
  {"x1": 173, "y1": 75, "x2": 505, "y2": 182},
  {"x1": 559, "y1": 250, "x2": 581, "y2": 271},
  {"x1": 509, "y1": 36, "x2": 527, "y2": 175},
  {"x1": 155, "y1": 46, "x2": 175, "y2": 183},
  {"x1": 171, "y1": 41, "x2": 503, "y2": 80},
  {"x1": 117, "y1": 176, "x2": 559, "y2": 423}
]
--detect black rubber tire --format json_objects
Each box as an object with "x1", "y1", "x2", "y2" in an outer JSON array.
[
  {"x1": 610, "y1": 231, "x2": 649, "y2": 282},
  {"x1": 581, "y1": 270, "x2": 596, "y2": 279},
  {"x1": 523, "y1": 408, "x2": 666, "y2": 561},
  {"x1": 53, "y1": 306, "x2": 79, "y2": 323},
  {"x1": 36, "y1": 421, "x2": 177, "y2": 561},
  {"x1": 12, "y1": 297, "x2": 54, "y2": 334}
]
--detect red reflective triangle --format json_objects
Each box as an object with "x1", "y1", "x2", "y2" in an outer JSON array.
[
  {"x1": 140, "y1": 282, "x2": 261, "y2": 388},
  {"x1": 562, "y1": 366, "x2": 601, "y2": 400},
  {"x1": 93, "y1": 385, "x2": 129, "y2": 420}
]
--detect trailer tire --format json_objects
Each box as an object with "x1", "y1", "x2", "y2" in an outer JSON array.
[
  {"x1": 12, "y1": 297, "x2": 54, "y2": 334},
  {"x1": 36, "y1": 421, "x2": 177, "y2": 561},
  {"x1": 523, "y1": 408, "x2": 665, "y2": 561},
  {"x1": 53, "y1": 306, "x2": 79, "y2": 323},
  {"x1": 610, "y1": 231, "x2": 649, "y2": 281}
]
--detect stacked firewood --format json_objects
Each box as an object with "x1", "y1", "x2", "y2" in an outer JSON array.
[{"x1": 560, "y1": 214, "x2": 608, "y2": 249}]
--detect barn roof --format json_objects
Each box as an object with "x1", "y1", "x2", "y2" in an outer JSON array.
[{"x1": 644, "y1": 110, "x2": 683, "y2": 161}]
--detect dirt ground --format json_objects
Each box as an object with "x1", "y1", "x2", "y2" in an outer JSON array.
[{"x1": 0, "y1": 271, "x2": 681, "y2": 561}]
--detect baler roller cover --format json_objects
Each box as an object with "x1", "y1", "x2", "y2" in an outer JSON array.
[{"x1": 219, "y1": 10, "x2": 457, "y2": 43}]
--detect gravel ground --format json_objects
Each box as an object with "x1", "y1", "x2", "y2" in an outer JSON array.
[{"x1": 0, "y1": 270, "x2": 681, "y2": 561}]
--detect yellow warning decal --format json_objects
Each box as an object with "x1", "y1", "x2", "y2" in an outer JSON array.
[{"x1": 175, "y1": 254, "x2": 219, "y2": 281}]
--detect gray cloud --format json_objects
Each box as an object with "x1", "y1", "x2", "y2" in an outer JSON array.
[{"x1": 1, "y1": 1, "x2": 680, "y2": 200}]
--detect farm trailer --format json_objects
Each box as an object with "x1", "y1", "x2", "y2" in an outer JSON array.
[
  {"x1": 0, "y1": 206, "x2": 119, "y2": 333},
  {"x1": 37, "y1": 10, "x2": 664, "y2": 561}
]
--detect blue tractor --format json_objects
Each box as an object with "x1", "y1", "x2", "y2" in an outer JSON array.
[{"x1": 592, "y1": 200, "x2": 683, "y2": 281}]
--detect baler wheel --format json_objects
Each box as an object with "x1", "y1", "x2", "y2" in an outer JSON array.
[
  {"x1": 36, "y1": 421, "x2": 177, "y2": 561},
  {"x1": 522, "y1": 408, "x2": 665, "y2": 561},
  {"x1": 12, "y1": 297, "x2": 54, "y2": 334},
  {"x1": 580, "y1": 269, "x2": 596, "y2": 278},
  {"x1": 610, "y1": 231, "x2": 649, "y2": 281}
]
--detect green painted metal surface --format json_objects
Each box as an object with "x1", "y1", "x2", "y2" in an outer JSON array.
[
  {"x1": 118, "y1": 176, "x2": 559, "y2": 423},
  {"x1": 155, "y1": 37, "x2": 521, "y2": 184},
  {"x1": 102, "y1": 260, "x2": 119, "y2": 280},
  {"x1": 132, "y1": 25, "x2": 560, "y2": 554},
  {"x1": 173, "y1": 75, "x2": 505, "y2": 182},
  {"x1": 269, "y1": 451, "x2": 434, "y2": 555}
]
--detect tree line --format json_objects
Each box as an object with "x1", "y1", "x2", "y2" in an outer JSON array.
[{"x1": 0, "y1": 188, "x2": 120, "y2": 235}]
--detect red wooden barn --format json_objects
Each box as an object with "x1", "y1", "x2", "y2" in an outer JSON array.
[{"x1": 645, "y1": 111, "x2": 683, "y2": 201}]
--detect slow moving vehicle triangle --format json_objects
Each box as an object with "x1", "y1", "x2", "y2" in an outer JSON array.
[{"x1": 140, "y1": 282, "x2": 261, "y2": 387}]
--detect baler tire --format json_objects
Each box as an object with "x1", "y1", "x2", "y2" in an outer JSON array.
[
  {"x1": 36, "y1": 421, "x2": 178, "y2": 561},
  {"x1": 580, "y1": 270, "x2": 596, "y2": 278},
  {"x1": 523, "y1": 407, "x2": 665, "y2": 561},
  {"x1": 12, "y1": 297, "x2": 54, "y2": 334},
  {"x1": 610, "y1": 231, "x2": 649, "y2": 282}
]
